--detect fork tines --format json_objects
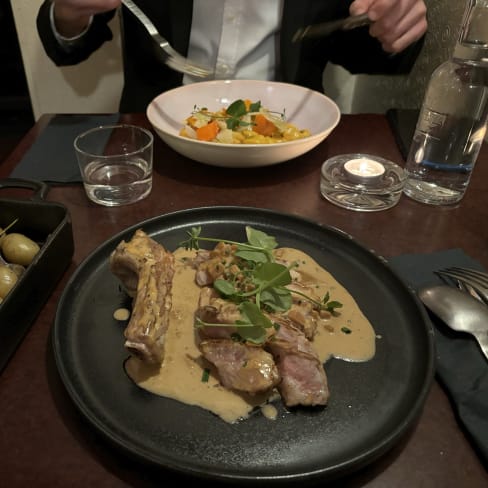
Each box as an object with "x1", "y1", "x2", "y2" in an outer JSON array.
[
  {"x1": 122, "y1": 0, "x2": 213, "y2": 78},
  {"x1": 436, "y1": 267, "x2": 488, "y2": 304}
]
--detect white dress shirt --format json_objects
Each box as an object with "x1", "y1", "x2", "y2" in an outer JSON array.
[
  {"x1": 183, "y1": 0, "x2": 283, "y2": 84},
  {"x1": 51, "y1": 0, "x2": 283, "y2": 83}
]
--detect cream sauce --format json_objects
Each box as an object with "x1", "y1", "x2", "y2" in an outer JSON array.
[
  {"x1": 277, "y1": 248, "x2": 376, "y2": 363},
  {"x1": 125, "y1": 247, "x2": 376, "y2": 423},
  {"x1": 113, "y1": 308, "x2": 130, "y2": 321}
]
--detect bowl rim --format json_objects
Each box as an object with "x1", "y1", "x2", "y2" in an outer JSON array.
[{"x1": 146, "y1": 79, "x2": 341, "y2": 149}]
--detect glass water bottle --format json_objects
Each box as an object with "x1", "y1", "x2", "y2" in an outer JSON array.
[{"x1": 403, "y1": 0, "x2": 488, "y2": 205}]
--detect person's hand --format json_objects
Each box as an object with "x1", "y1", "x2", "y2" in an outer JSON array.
[
  {"x1": 52, "y1": 0, "x2": 121, "y2": 37},
  {"x1": 350, "y1": 0, "x2": 427, "y2": 53}
]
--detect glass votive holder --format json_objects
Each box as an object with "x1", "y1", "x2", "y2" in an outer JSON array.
[{"x1": 320, "y1": 154, "x2": 406, "y2": 212}]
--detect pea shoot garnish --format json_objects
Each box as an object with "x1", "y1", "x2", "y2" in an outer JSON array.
[
  {"x1": 181, "y1": 226, "x2": 342, "y2": 344},
  {"x1": 191, "y1": 99, "x2": 286, "y2": 131}
]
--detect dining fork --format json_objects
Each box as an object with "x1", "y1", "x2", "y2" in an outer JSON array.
[
  {"x1": 435, "y1": 267, "x2": 488, "y2": 305},
  {"x1": 121, "y1": 0, "x2": 213, "y2": 78}
]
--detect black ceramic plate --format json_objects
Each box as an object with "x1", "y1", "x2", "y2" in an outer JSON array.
[{"x1": 53, "y1": 207, "x2": 434, "y2": 484}]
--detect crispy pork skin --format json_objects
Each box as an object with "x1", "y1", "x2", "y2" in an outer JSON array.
[
  {"x1": 200, "y1": 339, "x2": 280, "y2": 394},
  {"x1": 267, "y1": 317, "x2": 329, "y2": 407},
  {"x1": 110, "y1": 229, "x2": 175, "y2": 364}
]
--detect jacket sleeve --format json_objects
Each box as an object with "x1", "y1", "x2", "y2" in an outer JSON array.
[
  {"x1": 36, "y1": 0, "x2": 116, "y2": 66},
  {"x1": 326, "y1": 26, "x2": 425, "y2": 75}
]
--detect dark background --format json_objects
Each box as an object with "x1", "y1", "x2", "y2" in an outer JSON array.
[{"x1": 0, "y1": 1, "x2": 34, "y2": 162}]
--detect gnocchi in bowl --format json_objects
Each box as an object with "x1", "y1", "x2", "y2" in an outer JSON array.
[
  {"x1": 180, "y1": 98, "x2": 311, "y2": 145},
  {"x1": 146, "y1": 80, "x2": 340, "y2": 168}
]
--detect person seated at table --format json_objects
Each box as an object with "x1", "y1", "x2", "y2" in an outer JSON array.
[{"x1": 36, "y1": 0, "x2": 428, "y2": 113}]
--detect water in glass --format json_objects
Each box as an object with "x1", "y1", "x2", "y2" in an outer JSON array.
[{"x1": 83, "y1": 157, "x2": 152, "y2": 206}]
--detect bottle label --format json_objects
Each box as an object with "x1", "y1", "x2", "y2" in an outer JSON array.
[{"x1": 417, "y1": 109, "x2": 447, "y2": 139}]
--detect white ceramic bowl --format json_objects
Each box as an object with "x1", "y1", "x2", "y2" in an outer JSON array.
[{"x1": 146, "y1": 80, "x2": 341, "y2": 168}]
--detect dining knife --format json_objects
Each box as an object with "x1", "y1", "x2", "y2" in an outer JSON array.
[{"x1": 293, "y1": 13, "x2": 371, "y2": 42}]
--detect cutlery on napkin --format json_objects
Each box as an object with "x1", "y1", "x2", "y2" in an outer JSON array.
[
  {"x1": 418, "y1": 285, "x2": 488, "y2": 361},
  {"x1": 389, "y1": 248, "x2": 488, "y2": 464}
]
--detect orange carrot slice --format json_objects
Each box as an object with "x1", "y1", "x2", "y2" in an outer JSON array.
[
  {"x1": 254, "y1": 114, "x2": 277, "y2": 136},
  {"x1": 196, "y1": 120, "x2": 220, "y2": 141}
]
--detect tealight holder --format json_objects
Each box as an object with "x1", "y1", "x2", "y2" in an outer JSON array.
[{"x1": 320, "y1": 154, "x2": 406, "y2": 211}]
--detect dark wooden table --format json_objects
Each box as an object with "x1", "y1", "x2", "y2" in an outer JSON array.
[{"x1": 1, "y1": 113, "x2": 487, "y2": 487}]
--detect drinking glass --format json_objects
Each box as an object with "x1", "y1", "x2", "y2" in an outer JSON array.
[{"x1": 74, "y1": 124, "x2": 153, "y2": 206}]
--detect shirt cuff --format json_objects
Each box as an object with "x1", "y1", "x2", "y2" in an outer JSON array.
[{"x1": 49, "y1": 2, "x2": 93, "y2": 47}]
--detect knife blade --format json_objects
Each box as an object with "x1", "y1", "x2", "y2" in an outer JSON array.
[{"x1": 293, "y1": 13, "x2": 371, "y2": 43}]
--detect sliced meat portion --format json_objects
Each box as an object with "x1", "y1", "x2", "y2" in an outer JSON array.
[
  {"x1": 195, "y1": 286, "x2": 240, "y2": 339},
  {"x1": 200, "y1": 339, "x2": 280, "y2": 394},
  {"x1": 285, "y1": 282, "x2": 332, "y2": 340},
  {"x1": 266, "y1": 316, "x2": 329, "y2": 407},
  {"x1": 193, "y1": 242, "x2": 238, "y2": 286},
  {"x1": 110, "y1": 229, "x2": 175, "y2": 364},
  {"x1": 192, "y1": 241, "x2": 329, "y2": 406}
]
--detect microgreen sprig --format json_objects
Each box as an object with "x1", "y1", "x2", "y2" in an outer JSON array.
[
  {"x1": 182, "y1": 226, "x2": 342, "y2": 343},
  {"x1": 195, "y1": 301, "x2": 276, "y2": 344},
  {"x1": 290, "y1": 289, "x2": 343, "y2": 314},
  {"x1": 181, "y1": 225, "x2": 277, "y2": 263},
  {"x1": 214, "y1": 260, "x2": 296, "y2": 310},
  {"x1": 192, "y1": 99, "x2": 286, "y2": 131}
]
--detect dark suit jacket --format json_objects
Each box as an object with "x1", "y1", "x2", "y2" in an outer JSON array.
[{"x1": 37, "y1": 0, "x2": 423, "y2": 112}]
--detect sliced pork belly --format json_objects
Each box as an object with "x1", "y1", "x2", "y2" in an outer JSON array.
[
  {"x1": 110, "y1": 229, "x2": 175, "y2": 364},
  {"x1": 200, "y1": 339, "x2": 280, "y2": 394},
  {"x1": 195, "y1": 286, "x2": 241, "y2": 339},
  {"x1": 267, "y1": 317, "x2": 329, "y2": 407},
  {"x1": 285, "y1": 282, "x2": 324, "y2": 339},
  {"x1": 193, "y1": 242, "x2": 238, "y2": 286}
]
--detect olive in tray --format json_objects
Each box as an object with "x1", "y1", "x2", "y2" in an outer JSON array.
[
  {"x1": 0, "y1": 179, "x2": 74, "y2": 373},
  {"x1": 0, "y1": 222, "x2": 41, "y2": 300},
  {"x1": 1, "y1": 228, "x2": 40, "y2": 268}
]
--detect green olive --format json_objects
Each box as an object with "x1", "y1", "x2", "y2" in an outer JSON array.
[
  {"x1": 9, "y1": 263, "x2": 26, "y2": 278},
  {"x1": 1, "y1": 233, "x2": 40, "y2": 266},
  {"x1": 0, "y1": 265, "x2": 18, "y2": 299}
]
